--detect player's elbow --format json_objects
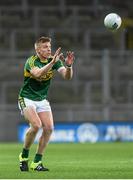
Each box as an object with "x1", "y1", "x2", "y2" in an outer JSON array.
[
  {"x1": 31, "y1": 70, "x2": 42, "y2": 78},
  {"x1": 35, "y1": 72, "x2": 42, "y2": 78},
  {"x1": 32, "y1": 73, "x2": 41, "y2": 79},
  {"x1": 31, "y1": 68, "x2": 42, "y2": 78}
]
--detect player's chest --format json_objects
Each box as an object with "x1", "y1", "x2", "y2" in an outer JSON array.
[{"x1": 38, "y1": 62, "x2": 54, "y2": 81}]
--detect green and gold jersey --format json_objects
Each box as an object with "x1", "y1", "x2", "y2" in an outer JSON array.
[{"x1": 19, "y1": 55, "x2": 64, "y2": 101}]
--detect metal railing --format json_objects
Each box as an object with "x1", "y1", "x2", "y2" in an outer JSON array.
[{"x1": 0, "y1": 50, "x2": 133, "y2": 121}]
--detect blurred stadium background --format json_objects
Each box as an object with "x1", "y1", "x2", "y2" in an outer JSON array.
[{"x1": 0, "y1": 0, "x2": 133, "y2": 142}]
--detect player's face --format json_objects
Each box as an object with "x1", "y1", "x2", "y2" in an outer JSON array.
[{"x1": 37, "y1": 42, "x2": 51, "y2": 58}]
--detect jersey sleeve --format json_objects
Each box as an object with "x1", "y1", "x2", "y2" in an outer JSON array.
[
  {"x1": 25, "y1": 56, "x2": 38, "y2": 72},
  {"x1": 52, "y1": 60, "x2": 64, "y2": 71}
]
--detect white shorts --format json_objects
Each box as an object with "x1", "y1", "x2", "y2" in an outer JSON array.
[{"x1": 18, "y1": 97, "x2": 52, "y2": 115}]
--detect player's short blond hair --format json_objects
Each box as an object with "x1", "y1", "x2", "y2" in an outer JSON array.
[{"x1": 34, "y1": 36, "x2": 51, "y2": 49}]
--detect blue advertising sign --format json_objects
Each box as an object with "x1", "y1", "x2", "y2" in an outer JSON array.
[{"x1": 18, "y1": 122, "x2": 133, "y2": 143}]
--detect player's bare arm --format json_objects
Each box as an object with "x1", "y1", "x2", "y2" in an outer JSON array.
[
  {"x1": 58, "y1": 51, "x2": 75, "y2": 80},
  {"x1": 30, "y1": 47, "x2": 61, "y2": 78}
]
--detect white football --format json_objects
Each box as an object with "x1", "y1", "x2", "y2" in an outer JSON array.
[{"x1": 104, "y1": 13, "x2": 122, "y2": 30}]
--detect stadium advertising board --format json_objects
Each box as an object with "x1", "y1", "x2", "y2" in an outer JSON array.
[{"x1": 18, "y1": 122, "x2": 133, "y2": 143}]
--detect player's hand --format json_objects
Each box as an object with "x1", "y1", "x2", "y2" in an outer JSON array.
[
  {"x1": 65, "y1": 51, "x2": 75, "y2": 67},
  {"x1": 51, "y1": 47, "x2": 61, "y2": 64},
  {"x1": 58, "y1": 53, "x2": 65, "y2": 61}
]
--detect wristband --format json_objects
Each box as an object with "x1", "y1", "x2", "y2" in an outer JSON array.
[{"x1": 66, "y1": 64, "x2": 72, "y2": 67}]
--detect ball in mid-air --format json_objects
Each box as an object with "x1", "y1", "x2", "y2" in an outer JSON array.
[{"x1": 104, "y1": 13, "x2": 122, "y2": 30}]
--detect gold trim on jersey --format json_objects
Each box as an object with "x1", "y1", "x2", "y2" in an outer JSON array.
[
  {"x1": 40, "y1": 59, "x2": 48, "y2": 63},
  {"x1": 24, "y1": 70, "x2": 31, "y2": 77},
  {"x1": 29, "y1": 55, "x2": 38, "y2": 68},
  {"x1": 40, "y1": 56, "x2": 53, "y2": 63}
]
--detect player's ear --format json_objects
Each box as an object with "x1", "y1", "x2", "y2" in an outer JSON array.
[{"x1": 36, "y1": 47, "x2": 41, "y2": 54}]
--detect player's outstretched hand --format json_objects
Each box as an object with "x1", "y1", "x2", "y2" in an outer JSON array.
[
  {"x1": 65, "y1": 51, "x2": 75, "y2": 67},
  {"x1": 51, "y1": 47, "x2": 61, "y2": 64}
]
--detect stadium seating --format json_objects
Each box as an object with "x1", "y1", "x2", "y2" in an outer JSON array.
[{"x1": 0, "y1": 0, "x2": 133, "y2": 125}]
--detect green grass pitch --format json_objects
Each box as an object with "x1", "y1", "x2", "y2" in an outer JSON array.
[{"x1": 0, "y1": 142, "x2": 133, "y2": 179}]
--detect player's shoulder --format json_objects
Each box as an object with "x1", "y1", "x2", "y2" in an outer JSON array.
[
  {"x1": 26, "y1": 55, "x2": 38, "y2": 65},
  {"x1": 24, "y1": 55, "x2": 38, "y2": 69},
  {"x1": 27, "y1": 55, "x2": 38, "y2": 63}
]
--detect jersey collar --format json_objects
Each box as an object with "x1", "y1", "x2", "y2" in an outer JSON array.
[{"x1": 39, "y1": 56, "x2": 53, "y2": 63}]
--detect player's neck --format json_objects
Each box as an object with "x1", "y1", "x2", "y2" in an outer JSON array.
[{"x1": 37, "y1": 53, "x2": 48, "y2": 61}]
